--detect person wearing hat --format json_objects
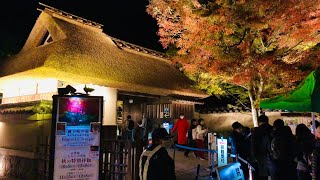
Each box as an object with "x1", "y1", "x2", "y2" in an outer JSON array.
[{"x1": 139, "y1": 128, "x2": 176, "y2": 180}]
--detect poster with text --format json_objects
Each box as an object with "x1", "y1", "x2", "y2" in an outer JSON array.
[{"x1": 52, "y1": 96, "x2": 103, "y2": 180}]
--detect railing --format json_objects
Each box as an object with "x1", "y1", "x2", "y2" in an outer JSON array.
[
  {"x1": 36, "y1": 136, "x2": 50, "y2": 180},
  {"x1": 1, "y1": 92, "x2": 55, "y2": 104},
  {"x1": 100, "y1": 139, "x2": 136, "y2": 180},
  {"x1": 174, "y1": 144, "x2": 255, "y2": 180}
]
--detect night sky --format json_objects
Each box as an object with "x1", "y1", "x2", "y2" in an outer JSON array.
[{"x1": 0, "y1": 0, "x2": 164, "y2": 61}]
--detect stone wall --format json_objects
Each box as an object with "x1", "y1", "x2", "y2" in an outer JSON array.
[{"x1": 194, "y1": 112, "x2": 284, "y2": 137}]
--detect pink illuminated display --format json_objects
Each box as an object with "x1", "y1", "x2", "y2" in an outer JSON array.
[
  {"x1": 58, "y1": 97, "x2": 100, "y2": 126},
  {"x1": 66, "y1": 98, "x2": 87, "y2": 114}
]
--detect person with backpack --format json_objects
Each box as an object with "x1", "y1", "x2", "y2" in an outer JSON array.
[{"x1": 251, "y1": 114, "x2": 276, "y2": 180}]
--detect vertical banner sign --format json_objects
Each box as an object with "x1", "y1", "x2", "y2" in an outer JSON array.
[
  {"x1": 50, "y1": 95, "x2": 103, "y2": 180},
  {"x1": 217, "y1": 138, "x2": 228, "y2": 167}
]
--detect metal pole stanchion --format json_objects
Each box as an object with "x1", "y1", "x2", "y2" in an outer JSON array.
[
  {"x1": 195, "y1": 164, "x2": 200, "y2": 180},
  {"x1": 249, "y1": 165, "x2": 253, "y2": 180},
  {"x1": 173, "y1": 143, "x2": 176, "y2": 162}
]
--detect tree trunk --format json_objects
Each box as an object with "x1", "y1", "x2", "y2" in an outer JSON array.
[
  {"x1": 251, "y1": 103, "x2": 258, "y2": 127},
  {"x1": 248, "y1": 90, "x2": 258, "y2": 127},
  {"x1": 248, "y1": 73, "x2": 264, "y2": 127}
]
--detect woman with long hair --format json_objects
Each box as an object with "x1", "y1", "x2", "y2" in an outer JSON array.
[
  {"x1": 184, "y1": 119, "x2": 198, "y2": 157},
  {"x1": 194, "y1": 118, "x2": 208, "y2": 160},
  {"x1": 296, "y1": 123, "x2": 314, "y2": 180}
]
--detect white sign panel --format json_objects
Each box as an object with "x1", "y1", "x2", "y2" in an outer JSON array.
[
  {"x1": 52, "y1": 96, "x2": 102, "y2": 180},
  {"x1": 217, "y1": 138, "x2": 228, "y2": 167}
]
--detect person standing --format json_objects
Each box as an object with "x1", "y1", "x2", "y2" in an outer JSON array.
[
  {"x1": 138, "y1": 113, "x2": 148, "y2": 140},
  {"x1": 139, "y1": 127, "x2": 176, "y2": 180},
  {"x1": 184, "y1": 119, "x2": 198, "y2": 157},
  {"x1": 312, "y1": 124, "x2": 320, "y2": 180},
  {"x1": 126, "y1": 115, "x2": 135, "y2": 142},
  {"x1": 271, "y1": 120, "x2": 297, "y2": 180},
  {"x1": 251, "y1": 114, "x2": 276, "y2": 180},
  {"x1": 228, "y1": 121, "x2": 244, "y2": 160},
  {"x1": 296, "y1": 123, "x2": 314, "y2": 180},
  {"x1": 172, "y1": 113, "x2": 190, "y2": 150},
  {"x1": 194, "y1": 118, "x2": 208, "y2": 160}
]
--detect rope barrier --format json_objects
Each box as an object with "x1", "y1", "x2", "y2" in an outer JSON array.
[
  {"x1": 175, "y1": 144, "x2": 255, "y2": 173},
  {"x1": 175, "y1": 144, "x2": 217, "y2": 153}
]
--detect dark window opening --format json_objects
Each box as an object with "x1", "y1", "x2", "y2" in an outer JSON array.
[{"x1": 38, "y1": 30, "x2": 53, "y2": 46}]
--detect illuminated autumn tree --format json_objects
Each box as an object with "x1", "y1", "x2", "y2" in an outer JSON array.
[{"x1": 147, "y1": 0, "x2": 320, "y2": 126}]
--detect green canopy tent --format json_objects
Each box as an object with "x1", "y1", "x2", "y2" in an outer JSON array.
[{"x1": 260, "y1": 69, "x2": 320, "y2": 133}]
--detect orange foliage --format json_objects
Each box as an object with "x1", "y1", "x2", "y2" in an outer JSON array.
[{"x1": 147, "y1": 0, "x2": 320, "y2": 99}]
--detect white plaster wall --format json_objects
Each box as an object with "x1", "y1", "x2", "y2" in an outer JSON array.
[{"x1": 92, "y1": 87, "x2": 117, "y2": 125}]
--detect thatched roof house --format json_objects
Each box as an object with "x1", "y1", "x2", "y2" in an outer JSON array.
[
  {"x1": 0, "y1": 5, "x2": 210, "y2": 179},
  {"x1": 0, "y1": 3, "x2": 207, "y2": 98}
]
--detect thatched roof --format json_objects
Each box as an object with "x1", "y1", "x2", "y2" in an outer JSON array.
[{"x1": 0, "y1": 5, "x2": 208, "y2": 98}]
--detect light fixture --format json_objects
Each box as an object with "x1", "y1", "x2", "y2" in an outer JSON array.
[{"x1": 129, "y1": 99, "x2": 133, "y2": 104}]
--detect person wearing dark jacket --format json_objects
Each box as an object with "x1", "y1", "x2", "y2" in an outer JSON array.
[
  {"x1": 312, "y1": 125, "x2": 320, "y2": 180},
  {"x1": 228, "y1": 121, "x2": 244, "y2": 160},
  {"x1": 184, "y1": 119, "x2": 198, "y2": 157},
  {"x1": 240, "y1": 126, "x2": 252, "y2": 180},
  {"x1": 271, "y1": 120, "x2": 297, "y2": 180},
  {"x1": 139, "y1": 128, "x2": 176, "y2": 180},
  {"x1": 251, "y1": 115, "x2": 276, "y2": 180},
  {"x1": 296, "y1": 123, "x2": 314, "y2": 180}
]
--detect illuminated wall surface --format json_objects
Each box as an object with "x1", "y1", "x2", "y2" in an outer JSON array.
[{"x1": 1, "y1": 78, "x2": 58, "y2": 98}]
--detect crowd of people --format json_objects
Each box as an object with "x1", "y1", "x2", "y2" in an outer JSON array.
[
  {"x1": 132, "y1": 112, "x2": 320, "y2": 180},
  {"x1": 172, "y1": 113, "x2": 209, "y2": 160},
  {"x1": 229, "y1": 114, "x2": 320, "y2": 180}
]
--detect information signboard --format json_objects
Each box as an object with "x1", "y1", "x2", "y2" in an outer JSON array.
[
  {"x1": 50, "y1": 95, "x2": 103, "y2": 180},
  {"x1": 217, "y1": 138, "x2": 228, "y2": 167}
]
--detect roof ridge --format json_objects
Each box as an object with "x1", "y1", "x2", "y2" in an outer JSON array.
[
  {"x1": 109, "y1": 36, "x2": 168, "y2": 59},
  {"x1": 38, "y1": 2, "x2": 103, "y2": 29}
]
